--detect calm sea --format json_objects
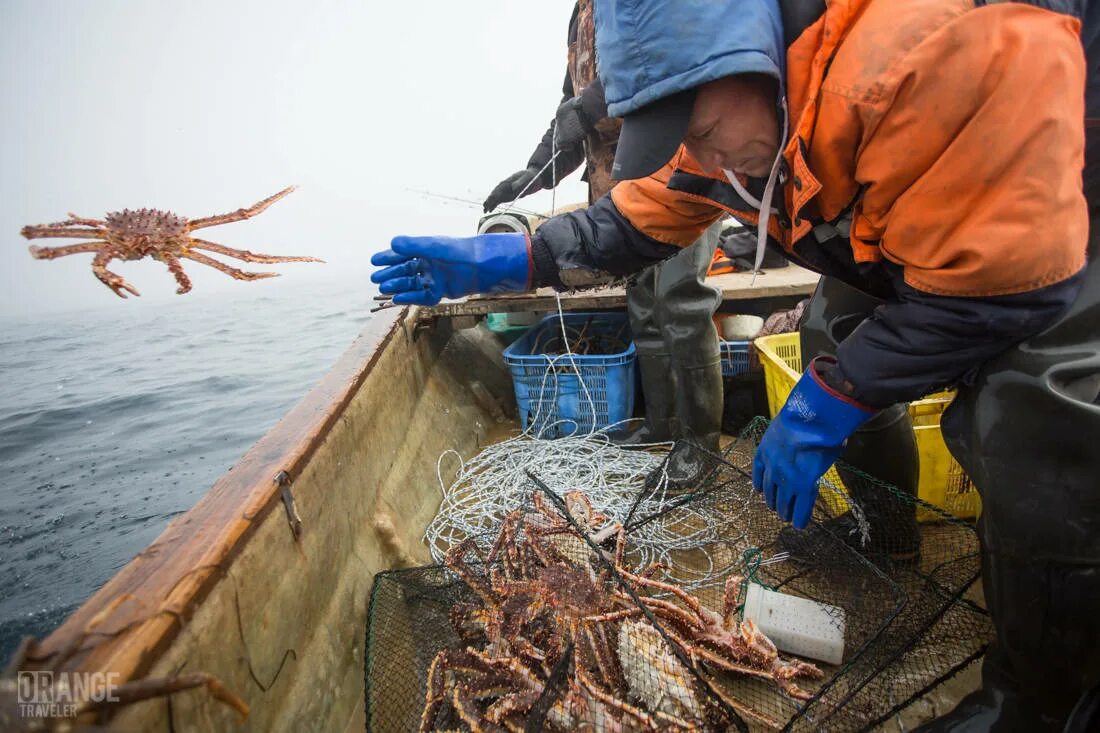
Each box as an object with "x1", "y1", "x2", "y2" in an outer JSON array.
[{"x1": 0, "y1": 279, "x2": 374, "y2": 665}]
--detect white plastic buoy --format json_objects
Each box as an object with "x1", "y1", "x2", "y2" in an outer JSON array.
[{"x1": 742, "y1": 584, "x2": 847, "y2": 665}]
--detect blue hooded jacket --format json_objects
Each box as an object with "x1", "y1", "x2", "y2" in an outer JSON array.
[{"x1": 594, "y1": 0, "x2": 786, "y2": 117}]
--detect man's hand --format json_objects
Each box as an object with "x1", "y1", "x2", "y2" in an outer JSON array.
[
  {"x1": 370, "y1": 233, "x2": 531, "y2": 306},
  {"x1": 554, "y1": 79, "x2": 607, "y2": 150},
  {"x1": 753, "y1": 357, "x2": 875, "y2": 528},
  {"x1": 483, "y1": 168, "x2": 541, "y2": 213},
  {"x1": 553, "y1": 96, "x2": 589, "y2": 150}
]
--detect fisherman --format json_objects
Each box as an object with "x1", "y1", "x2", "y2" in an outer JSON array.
[
  {"x1": 482, "y1": 0, "x2": 726, "y2": 489},
  {"x1": 374, "y1": 1, "x2": 1100, "y2": 728}
]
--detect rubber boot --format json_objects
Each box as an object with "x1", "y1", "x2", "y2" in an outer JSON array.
[
  {"x1": 646, "y1": 360, "x2": 724, "y2": 491},
  {"x1": 641, "y1": 224, "x2": 724, "y2": 491},
  {"x1": 780, "y1": 276, "x2": 920, "y2": 560},
  {"x1": 615, "y1": 352, "x2": 676, "y2": 444},
  {"x1": 922, "y1": 211, "x2": 1100, "y2": 729},
  {"x1": 615, "y1": 266, "x2": 679, "y2": 444}
]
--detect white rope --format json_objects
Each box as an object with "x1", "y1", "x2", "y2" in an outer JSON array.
[{"x1": 424, "y1": 122, "x2": 751, "y2": 591}]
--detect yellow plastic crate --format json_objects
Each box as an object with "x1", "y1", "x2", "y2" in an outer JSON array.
[{"x1": 754, "y1": 332, "x2": 980, "y2": 520}]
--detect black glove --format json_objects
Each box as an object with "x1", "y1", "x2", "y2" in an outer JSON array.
[
  {"x1": 553, "y1": 97, "x2": 590, "y2": 149},
  {"x1": 483, "y1": 167, "x2": 541, "y2": 212},
  {"x1": 553, "y1": 79, "x2": 608, "y2": 149}
]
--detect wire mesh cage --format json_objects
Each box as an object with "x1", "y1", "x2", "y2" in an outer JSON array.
[
  {"x1": 363, "y1": 421, "x2": 948, "y2": 732},
  {"x1": 622, "y1": 419, "x2": 995, "y2": 730}
]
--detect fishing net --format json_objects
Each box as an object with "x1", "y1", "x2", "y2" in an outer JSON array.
[
  {"x1": 364, "y1": 420, "x2": 953, "y2": 732},
  {"x1": 617, "y1": 418, "x2": 994, "y2": 730}
]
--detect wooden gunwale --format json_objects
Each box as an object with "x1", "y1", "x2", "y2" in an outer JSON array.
[{"x1": 31, "y1": 307, "x2": 406, "y2": 685}]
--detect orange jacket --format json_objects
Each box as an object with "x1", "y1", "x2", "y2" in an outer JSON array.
[{"x1": 609, "y1": 0, "x2": 1088, "y2": 298}]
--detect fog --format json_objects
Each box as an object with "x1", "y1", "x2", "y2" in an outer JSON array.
[{"x1": 0, "y1": 1, "x2": 588, "y2": 319}]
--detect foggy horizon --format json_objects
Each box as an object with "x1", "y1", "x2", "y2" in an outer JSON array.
[{"x1": 1, "y1": 1, "x2": 589, "y2": 320}]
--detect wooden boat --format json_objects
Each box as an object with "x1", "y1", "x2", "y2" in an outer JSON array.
[{"x1": 12, "y1": 265, "x2": 981, "y2": 731}]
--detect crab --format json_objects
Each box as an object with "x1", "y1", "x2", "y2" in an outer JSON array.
[
  {"x1": 21, "y1": 186, "x2": 321, "y2": 298},
  {"x1": 423, "y1": 489, "x2": 825, "y2": 731},
  {"x1": 424, "y1": 494, "x2": 713, "y2": 733},
  {"x1": 0, "y1": 634, "x2": 248, "y2": 732},
  {"x1": 591, "y1": 572, "x2": 825, "y2": 728}
]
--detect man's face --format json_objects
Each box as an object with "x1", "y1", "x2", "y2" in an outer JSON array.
[{"x1": 683, "y1": 74, "x2": 780, "y2": 178}]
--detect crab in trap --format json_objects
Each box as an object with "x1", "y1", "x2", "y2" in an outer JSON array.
[
  {"x1": 21, "y1": 186, "x2": 321, "y2": 297},
  {"x1": 419, "y1": 488, "x2": 825, "y2": 731}
]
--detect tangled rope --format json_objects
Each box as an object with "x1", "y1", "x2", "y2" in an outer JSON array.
[{"x1": 424, "y1": 123, "x2": 753, "y2": 590}]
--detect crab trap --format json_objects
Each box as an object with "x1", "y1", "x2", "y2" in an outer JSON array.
[
  {"x1": 620, "y1": 420, "x2": 995, "y2": 730},
  {"x1": 365, "y1": 421, "x2": 993, "y2": 731}
]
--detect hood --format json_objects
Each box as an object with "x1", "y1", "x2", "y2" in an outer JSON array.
[{"x1": 594, "y1": 0, "x2": 786, "y2": 118}]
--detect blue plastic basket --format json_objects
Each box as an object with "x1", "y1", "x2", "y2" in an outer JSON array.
[
  {"x1": 720, "y1": 340, "x2": 751, "y2": 377},
  {"x1": 502, "y1": 312, "x2": 635, "y2": 438}
]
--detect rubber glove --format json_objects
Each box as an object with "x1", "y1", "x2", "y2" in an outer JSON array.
[
  {"x1": 753, "y1": 356, "x2": 875, "y2": 529},
  {"x1": 370, "y1": 233, "x2": 531, "y2": 306},
  {"x1": 483, "y1": 168, "x2": 541, "y2": 212}
]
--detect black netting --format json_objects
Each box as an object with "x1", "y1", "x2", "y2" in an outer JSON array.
[
  {"x1": 365, "y1": 418, "x2": 993, "y2": 731},
  {"x1": 620, "y1": 419, "x2": 994, "y2": 730}
]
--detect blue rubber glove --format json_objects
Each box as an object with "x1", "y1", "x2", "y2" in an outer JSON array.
[
  {"x1": 753, "y1": 356, "x2": 875, "y2": 529},
  {"x1": 370, "y1": 233, "x2": 531, "y2": 306}
]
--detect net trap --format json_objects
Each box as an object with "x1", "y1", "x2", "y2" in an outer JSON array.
[{"x1": 363, "y1": 422, "x2": 977, "y2": 731}]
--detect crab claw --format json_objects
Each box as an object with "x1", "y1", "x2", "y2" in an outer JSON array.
[{"x1": 99, "y1": 274, "x2": 142, "y2": 298}]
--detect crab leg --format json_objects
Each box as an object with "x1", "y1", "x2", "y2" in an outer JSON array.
[
  {"x1": 618, "y1": 569, "x2": 708, "y2": 620},
  {"x1": 21, "y1": 225, "x2": 105, "y2": 239},
  {"x1": 722, "y1": 575, "x2": 744, "y2": 629},
  {"x1": 92, "y1": 250, "x2": 141, "y2": 298},
  {"x1": 66, "y1": 213, "x2": 107, "y2": 227},
  {"x1": 159, "y1": 253, "x2": 193, "y2": 294},
  {"x1": 189, "y1": 237, "x2": 322, "y2": 264},
  {"x1": 702, "y1": 677, "x2": 785, "y2": 730},
  {"x1": 182, "y1": 251, "x2": 280, "y2": 282},
  {"x1": 573, "y1": 647, "x2": 689, "y2": 731},
  {"x1": 187, "y1": 186, "x2": 296, "y2": 230},
  {"x1": 75, "y1": 673, "x2": 249, "y2": 721},
  {"x1": 28, "y1": 241, "x2": 108, "y2": 259}
]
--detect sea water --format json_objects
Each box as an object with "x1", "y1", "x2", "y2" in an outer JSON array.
[{"x1": 0, "y1": 278, "x2": 374, "y2": 665}]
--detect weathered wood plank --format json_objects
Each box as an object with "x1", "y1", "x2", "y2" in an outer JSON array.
[{"x1": 418, "y1": 265, "x2": 820, "y2": 318}]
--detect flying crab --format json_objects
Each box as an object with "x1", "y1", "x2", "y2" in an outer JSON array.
[{"x1": 20, "y1": 186, "x2": 321, "y2": 298}]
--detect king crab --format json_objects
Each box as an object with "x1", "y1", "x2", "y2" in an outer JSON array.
[
  {"x1": 419, "y1": 490, "x2": 827, "y2": 731},
  {"x1": 21, "y1": 186, "x2": 321, "y2": 297}
]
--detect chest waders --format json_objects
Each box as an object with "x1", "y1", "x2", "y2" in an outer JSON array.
[
  {"x1": 618, "y1": 224, "x2": 725, "y2": 491},
  {"x1": 915, "y1": 210, "x2": 1100, "y2": 732}
]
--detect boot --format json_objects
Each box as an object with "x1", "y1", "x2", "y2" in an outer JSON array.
[
  {"x1": 616, "y1": 265, "x2": 680, "y2": 444},
  {"x1": 644, "y1": 360, "x2": 723, "y2": 491},
  {"x1": 836, "y1": 404, "x2": 920, "y2": 558},
  {"x1": 614, "y1": 351, "x2": 677, "y2": 444},
  {"x1": 639, "y1": 226, "x2": 724, "y2": 491}
]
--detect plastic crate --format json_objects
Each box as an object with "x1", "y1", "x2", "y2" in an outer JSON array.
[
  {"x1": 754, "y1": 332, "x2": 980, "y2": 519},
  {"x1": 719, "y1": 339, "x2": 751, "y2": 377},
  {"x1": 503, "y1": 312, "x2": 635, "y2": 438}
]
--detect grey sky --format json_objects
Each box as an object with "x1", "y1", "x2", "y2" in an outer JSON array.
[{"x1": 0, "y1": 1, "x2": 588, "y2": 318}]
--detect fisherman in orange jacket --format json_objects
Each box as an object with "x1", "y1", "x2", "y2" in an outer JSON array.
[{"x1": 374, "y1": 1, "x2": 1100, "y2": 727}]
